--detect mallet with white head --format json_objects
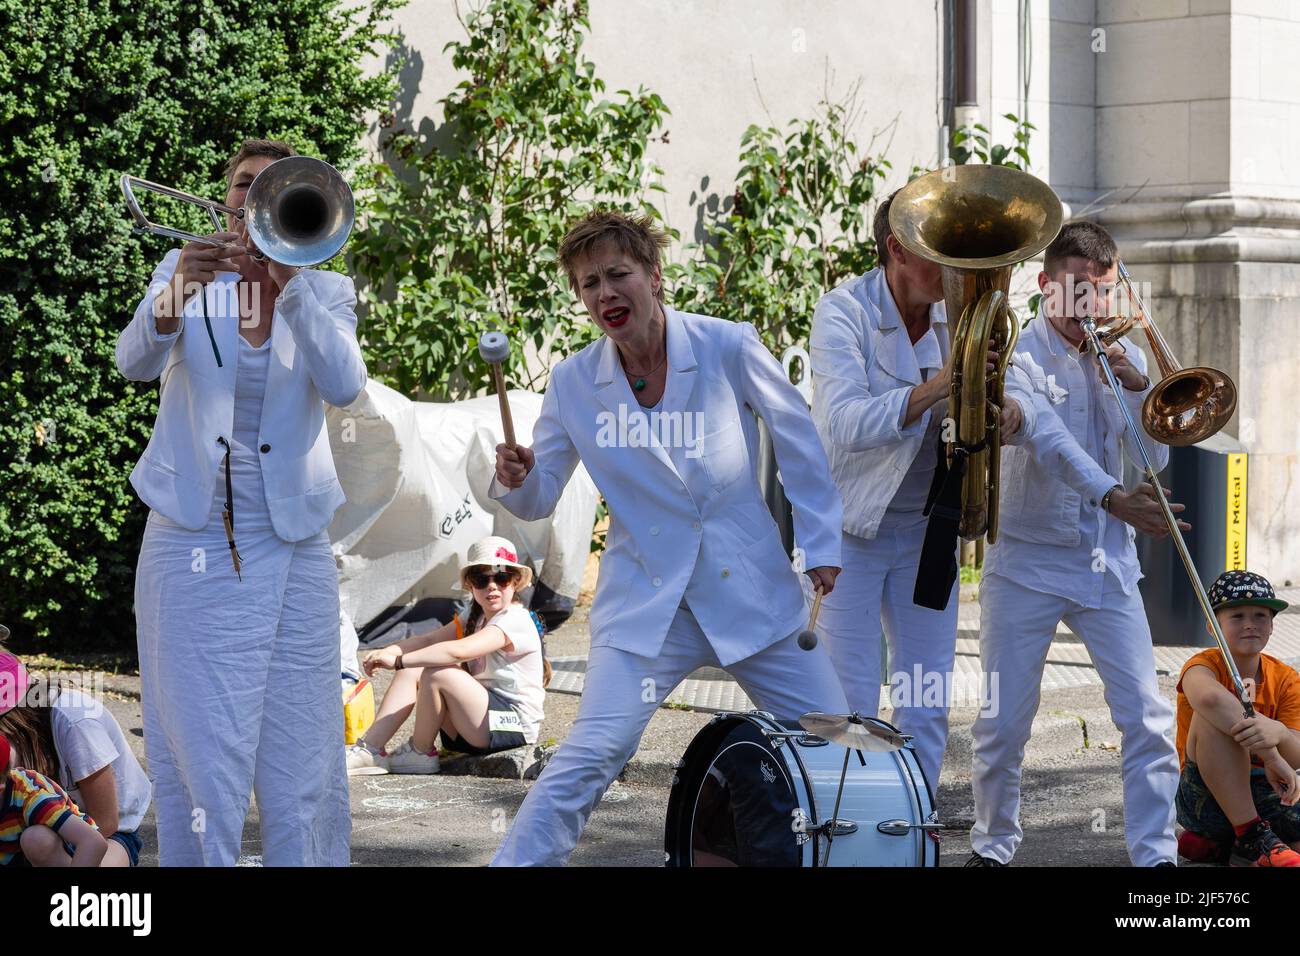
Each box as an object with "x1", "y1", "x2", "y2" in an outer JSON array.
[{"x1": 478, "y1": 331, "x2": 516, "y2": 448}]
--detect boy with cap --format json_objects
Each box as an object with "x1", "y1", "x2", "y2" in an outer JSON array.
[{"x1": 1176, "y1": 570, "x2": 1300, "y2": 866}]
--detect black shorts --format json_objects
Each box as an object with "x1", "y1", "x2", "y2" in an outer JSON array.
[
  {"x1": 440, "y1": 688, "x2": 531, "y2": 755},
  {"x1": 1176, "y1": 761, "x2": 1300, "y2": 843}
]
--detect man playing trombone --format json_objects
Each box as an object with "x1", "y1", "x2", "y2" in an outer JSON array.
[{"x1": 967, "y1": 221, "x2": 1186, "y2": 867}]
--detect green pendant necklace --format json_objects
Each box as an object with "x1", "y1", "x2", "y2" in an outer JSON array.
[{"x1": 623, "y1": 350, "x2": 667, "y2": 392}]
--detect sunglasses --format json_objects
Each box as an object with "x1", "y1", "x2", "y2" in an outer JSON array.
[{"x1": 466, "y1": 568, "x2": 519, "y2": 590}]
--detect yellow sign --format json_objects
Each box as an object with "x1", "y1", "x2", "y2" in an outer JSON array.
[{"x1": 1225, "y1": 453, "x2": 1248, "y2": 570}]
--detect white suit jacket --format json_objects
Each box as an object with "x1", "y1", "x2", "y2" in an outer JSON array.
[
  {"x1": 116, "y1": 249, "x2": 368, "y2": 541},
  {"x1": 490, "y1": 308, "x2": 842, "y2": 666},
  {"x1": 997, "y1": 314, "x2": 1166, "y2": 548},
  {"x1": 811, "y1": 267, "x2": 1039, "y2": 538}
]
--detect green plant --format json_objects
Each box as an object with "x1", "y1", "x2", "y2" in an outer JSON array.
[
  {"x1": 0, "y1": 0, "x2": 401, "y2": 648},
  {"x1": 949, "y1": 112, "x2": 1035, "y2": 169},
  {"x1": 351, "y1": 0, "x2": 671, "y2": 400},
  {"x1": 669, "y1": 85, "x2": 890, "y2": 352}
]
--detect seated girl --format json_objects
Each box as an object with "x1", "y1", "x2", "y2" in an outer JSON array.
[
  {"x1": 347, "y1": 536, "x2": 549, "y2": 774},
  {"x1": 0, "y1": 645, "x2": 152, "y2": 866}
]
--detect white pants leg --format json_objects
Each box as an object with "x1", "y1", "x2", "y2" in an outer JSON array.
[
  {"x1": 724, "y1": 628, "x2": 849, "y2": 721},
  {"x1": 818, "y1": 517, "x2": 958, "y2": 789},
  {"x1": 970, "y1": 574, "x2": 1062, "y2": 864},
  {"x1": 1062, "y1": 582, "x2": 1178, "y2": 866},
  {"x1": 253, "y1": 532, "x2": 352, "y2": 867},
  {"x1": 490, "y1": 609, "x2": 711, "y2": 867},
  {"x1": 490, "y1": 609, "x2": 848, "y2": 866},
  {"x1": 971, "y1": 573, "x2": 1178, "y2": 865},
  {"x1": 137, "y1": 516, "x2": 278, "y2": 865},
  {"x1": 137, "y1": 515, "x2": 350, "y2": 866}
]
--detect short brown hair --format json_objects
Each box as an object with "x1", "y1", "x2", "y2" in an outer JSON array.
[
  {"x1": 224, "y1": 138, "x2": 296, "y2": 185},
  {"x1": 873, "y1": 190, "x2": 899, "y2": 270},
  {"x1": 558, "y1": 210, "x2": 670, "y2": 302},
  {"x1": 1043, "y1": 220, "x2": 1118, "y2": 274}
]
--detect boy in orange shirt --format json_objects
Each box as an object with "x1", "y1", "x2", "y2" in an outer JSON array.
[{"x1": 1175, "y1": 570, "x2": 1300, "y2": 866}]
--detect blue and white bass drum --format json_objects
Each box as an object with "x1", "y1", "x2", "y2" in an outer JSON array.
[{"x1": 664, "y1": 710, "x2": 941, "y2": 867}]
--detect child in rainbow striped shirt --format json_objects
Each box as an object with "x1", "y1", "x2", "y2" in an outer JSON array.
[{"x1": 1, "y1": 734, "x2": 106, "y2": 867}]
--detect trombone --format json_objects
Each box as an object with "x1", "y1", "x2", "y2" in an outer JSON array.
[
  {"x1": 1081, "y1": 263, "x2": 1252, "y2": 716},
  {"x1": 120, "y1": 155, "x2": 354, "y2": 267}
]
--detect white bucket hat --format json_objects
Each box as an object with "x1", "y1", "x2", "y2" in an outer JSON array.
[{"x1": 459, "y1": 535, "x2": 533, "y2": 589}]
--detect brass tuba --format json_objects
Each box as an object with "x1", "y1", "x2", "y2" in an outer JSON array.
[{"x1": 889, "y1": 164, "x2": 1063, "y2": 542}]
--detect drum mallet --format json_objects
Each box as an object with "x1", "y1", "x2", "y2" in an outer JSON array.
[
  {"x1": 798, "y1": 584, "x2": 824, "y2": 651},
  {"x1": 478, "y1": 331, "x2": 516, "y2": 448}
]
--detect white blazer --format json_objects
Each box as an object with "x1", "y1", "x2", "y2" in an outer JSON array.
[
  {"x1": 998, "y1": 314, "x2": 1166, "y2": 546},
  {"x1": 811, "y1": 267, "x2": 1039, "y2": 539},
  {"x1": 116, "y1": 249, "x2": 368, "y2": 541},
  {"x1": 490, "y1": 308, "x2": 842, "y2": 667}
]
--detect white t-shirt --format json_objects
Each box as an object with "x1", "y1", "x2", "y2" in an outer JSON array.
[
  {"x1": 467, "y1": 604, "x2": 546, "y2": 743},
  {"x1": 51, "y1": 688, "x2": 153, "y2": 834}
]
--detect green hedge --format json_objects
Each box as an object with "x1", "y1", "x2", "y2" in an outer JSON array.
[{"x1": 0, "y1": 0, "x2": 401, "y2": 649}]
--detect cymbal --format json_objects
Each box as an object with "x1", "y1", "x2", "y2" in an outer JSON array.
[{"x1": 798, "y1": 712, "x2": 906, "y2": 752}]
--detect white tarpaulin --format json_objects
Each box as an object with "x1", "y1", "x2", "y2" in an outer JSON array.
[{"x1": 325, "y1": 379, "x2": 598, "y2": 673}]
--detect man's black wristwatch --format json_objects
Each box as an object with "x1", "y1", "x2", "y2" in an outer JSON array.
[{"x1": 1101, "y1": 485, "x2": 1122, "y2": 514}]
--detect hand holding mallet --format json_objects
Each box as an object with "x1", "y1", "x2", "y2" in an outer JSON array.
[
  {"x1": 798, "y1": 584, "x2": 824, "y2": 651},
  {"x1": 479, "y1": 331, "x2": 516, "y2": 449}
]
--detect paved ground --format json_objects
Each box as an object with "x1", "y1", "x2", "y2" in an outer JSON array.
[{"x1": 81, "y1": 582, "x2": 1300, "y2": 867}]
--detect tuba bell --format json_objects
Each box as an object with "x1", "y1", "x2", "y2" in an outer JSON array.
[{"x1": 889, "y1": 163, "x2": 1063, "y2": 543}]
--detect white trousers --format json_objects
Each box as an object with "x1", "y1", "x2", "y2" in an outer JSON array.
[
  {"x1": 970, "y1": 573, "x2": 1179, "y2": 866},
  {"x1": 136, "y1": 512, "x2": 351, "y2": 866},
  {"x1": 490, "y1": 605, "x2": 848, "y2": 866},
  {"x1": 815, "y1": 515, "x2": 958, "y2": 790}
]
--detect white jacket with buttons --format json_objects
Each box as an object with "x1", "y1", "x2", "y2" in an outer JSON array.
[
  {"x1": 116, "y1": 249, "x2": 368, "y2": 541},
  {"x1": 997, "y1": 314, "x2": 1167, "y2": 547},
  {"x1": 810, "y1": 267, "x2": 1039, "y2": 539},
  {"x1": 489, "y1": 307, "x2": 842, "y2": 666}
]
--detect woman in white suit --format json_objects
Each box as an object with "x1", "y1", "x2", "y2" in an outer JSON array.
[
  {"x1": 490, "y1": 210, "x2": 849, "y2": 866},
  {"x1": 116, "y1": 139, "x2": 367, "y2": 866}
]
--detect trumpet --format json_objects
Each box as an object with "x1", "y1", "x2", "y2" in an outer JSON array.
[{"x1": 120, "y1": 156, "x2": 354, "y2": 267}]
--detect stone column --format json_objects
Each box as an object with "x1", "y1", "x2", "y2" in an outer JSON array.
[{"x1": 1094, "y1": 0, "x2": 1300, "y2": 584}]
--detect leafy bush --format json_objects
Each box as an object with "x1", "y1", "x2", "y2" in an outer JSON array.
[
  {"x1": 669, "y1": 86, "x2": 890, "y2": 351},
  {"x1": 351, "y1": 0, "x2": 671, "y2": 400},
  {"x1": 0, "y1": 0, "x2": 401, "y2": 648}
]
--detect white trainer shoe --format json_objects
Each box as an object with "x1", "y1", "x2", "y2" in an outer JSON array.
[
  {"x1": 346, "y1": 741, "x2": 389, "y2": 776},
  {"x1": 385, "y1": 739, "x2": 441, "y2": 774}
]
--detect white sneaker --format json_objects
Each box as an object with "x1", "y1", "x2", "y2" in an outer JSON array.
[
  {"x1": 346, "y1": 741, "x2": 389, "y2": 776},
  {"x1": 385, "y1": 739, "x2": 441, "y2": 774}
]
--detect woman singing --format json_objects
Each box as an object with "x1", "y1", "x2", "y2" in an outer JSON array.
[
  {"x1": 489, "y1": 210, "x2": 848, "y2": 866},
  {"x1": 116, "y1": 139, "x2": 366, "y2": 866}
]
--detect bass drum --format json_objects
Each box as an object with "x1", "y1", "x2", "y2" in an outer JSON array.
[{"x1": 664, "y1": 711, "x2": 938, "y2": 867}]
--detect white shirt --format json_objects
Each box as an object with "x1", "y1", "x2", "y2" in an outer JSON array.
[
  {"x1": 51, "y1": 689, "x2": 153, "y2": 833},
  {"x1": 210, "y1": 336, "x2": 273, "y2": 525},
  {"x1": 986, "y1": 317, "x2": 1165, "y2": 608},
  {"x1": 469, "y1": 604, "x2": 546, "y2": 743}
]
